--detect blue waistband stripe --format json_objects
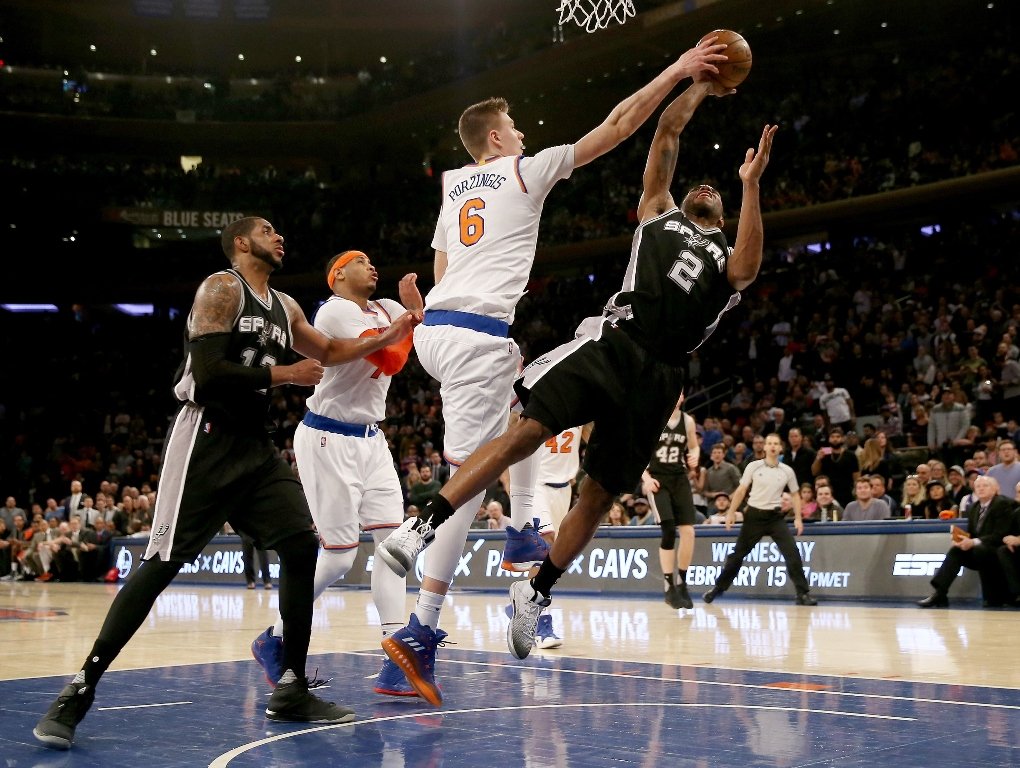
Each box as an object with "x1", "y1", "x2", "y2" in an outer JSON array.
[{"x1": 423, "y1": 309, "x2": 510, "y2": 338}]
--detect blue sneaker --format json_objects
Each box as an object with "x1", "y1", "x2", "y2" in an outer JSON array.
[
  {"x1": 501, "y1": 517, "x2": 549, "y2": 572},
  {"x1": 252, "y1": 626, "x2": 285, "y2": 687},
  {"x1": 373, "y1": 658, "x2": 419, "y2": 697},
  {"x1": 381, "y1": 615, "x2": 448, "y2": 706},
  {"x1": 535, "y1": 614, "x2": 563, "y2": 649}
]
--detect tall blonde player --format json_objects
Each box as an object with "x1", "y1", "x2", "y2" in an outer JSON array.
[
  {"x1": 251, "y1": 250, "x2": 427, "y2": 697},
  {"x1": 377, "y1": 38, "x2": 728, "y2": 706}
]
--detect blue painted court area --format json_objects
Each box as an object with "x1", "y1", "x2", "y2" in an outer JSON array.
[{"x1": 1, "y1": 649, "x2": 1017, "y2": 767}]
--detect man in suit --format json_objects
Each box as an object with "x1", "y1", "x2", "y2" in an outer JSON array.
[
  {"x1": 782, "y1": 427, "x2": 816, "y2": 488},
  {"x1": 60, "y1": 481, "x2": 90, "y2": 523},
  {"x1": 426, "y1": 451, "x2": 450, "y2": 487},
  {"x1": 918, "y1": 475, "x2": 1017, "y2": 608}
]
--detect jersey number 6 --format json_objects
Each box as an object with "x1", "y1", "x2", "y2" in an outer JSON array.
[{"x1": 459, "y1": 198, "x2": 485, "y2": 246}]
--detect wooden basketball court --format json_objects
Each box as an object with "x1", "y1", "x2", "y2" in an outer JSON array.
[{"x1": 2, "y1": 581, "x2": 1018, "y2": 766}]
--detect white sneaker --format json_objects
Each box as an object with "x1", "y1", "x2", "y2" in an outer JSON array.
[
  {"x1": 377, "y1": 516, "x2": 436, "y2": 577},
  {"x1": 507, "y1": 580, "x2": 551, "y2": 660}
]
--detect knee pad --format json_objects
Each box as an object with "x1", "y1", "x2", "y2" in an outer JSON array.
[{"x1": 660, "y1": 521, "x2": 676, "y2": 550}]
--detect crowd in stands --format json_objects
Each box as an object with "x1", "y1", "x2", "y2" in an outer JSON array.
[
  {"x1": 3, "y1": 209, "x2": 1019, "y2": 584},
  {"x1": 4, "y1": 2, "x2": 1018, "y2": 280},
  {"x1": 2, "y1": 3, "x2": 1018, "y2": 593}
]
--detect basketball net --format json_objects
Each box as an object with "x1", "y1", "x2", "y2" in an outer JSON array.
[{"x1": 558, "y1": 0, "x2": 636, "y2": 33}]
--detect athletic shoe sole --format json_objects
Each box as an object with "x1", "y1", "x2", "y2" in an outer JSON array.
[{"x1": 381, "y1": 636, "x2": 443, "y2": 706}]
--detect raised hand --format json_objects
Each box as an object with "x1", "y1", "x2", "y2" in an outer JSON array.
[
  {"x1": 398, "y1": 273, "x2": 424, "y2": 313},
  {"x1": 674, "y1": 36, "x2": 728, "y2": 81},
  {"x1": 738, "y1": 124, "x2": 778, "y2": 184}
]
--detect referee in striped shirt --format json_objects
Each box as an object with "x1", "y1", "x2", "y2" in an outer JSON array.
[{"x1": 703, "y1": 433, "x2": 817, "y2": 605}]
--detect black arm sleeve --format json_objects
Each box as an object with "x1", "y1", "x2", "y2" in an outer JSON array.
[{"x1": 189, "y1": 332, "x2": 273, "y2": 391}]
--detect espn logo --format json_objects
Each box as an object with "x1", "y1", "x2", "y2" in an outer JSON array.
[{"x1": 892, "y1": 554, "x2": 945, "y2": 577}]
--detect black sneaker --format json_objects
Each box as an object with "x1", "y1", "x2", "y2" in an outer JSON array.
[
  {"x1": 676, "y1": 582, "x2": 694, "y2": 609},
  {"x1": 664, "y1": 585, "x2": 681, "y2": 609},
  {"x1": 795, "y1": 592, "x2": 818, "y2": 606},
  {"x1": 266, "y1": 670, "x2": 355, "y2": 723},
  {"x1": 703, "y1": 588, "x2": 720, "y2": 604},
  {"x1": 33, "y1": 681, "x2": 95, "y2": 750}
]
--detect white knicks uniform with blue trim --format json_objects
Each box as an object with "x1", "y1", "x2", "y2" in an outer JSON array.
[
  {"x1": 425, "y1": 145, "x2": 574, "y2": 321},
  {"x1": 415, "y1": 145, "x2": 576, "y2": 587},
  {"x1": 535, "y1": 426, "x2": 583, "y2": 531},
  {"x1": 306, "y1": 297, "x2": 404, "y2": 424},
  {"x1": 295, "y1": 296, "x2": 407, "y2": 549}
]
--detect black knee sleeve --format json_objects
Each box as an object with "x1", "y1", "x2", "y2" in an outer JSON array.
[{"x1": 660, "y1": 521, "x2": 677, "y2": 550}]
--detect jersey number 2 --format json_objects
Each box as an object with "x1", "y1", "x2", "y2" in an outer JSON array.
[
  {"x1": 667, "y1": 251, "x2": 704, "y2": 293},
  {"x1": 459, "y1": 198, "x2": 485, "y2": 246}
]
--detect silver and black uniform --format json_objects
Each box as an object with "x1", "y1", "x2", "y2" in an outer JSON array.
[
  {"x1": 514, "y1": 209, "x2": 740, "y2": 493},
  {"x1": 145, "y1": 269, "x2": 314, "y2": 562},
  {"x1": 648, "y1": 411, "x2": 696, "y2": 527}
]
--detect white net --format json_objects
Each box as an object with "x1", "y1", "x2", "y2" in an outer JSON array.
[{"x1": 558, "y1": 0, "x2": 636, "y2": 33}]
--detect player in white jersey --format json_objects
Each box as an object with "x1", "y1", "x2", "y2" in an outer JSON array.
[
  {"x1": 377, "y1": 38, "x2": 729, "y2": 705},
  {"x1": 251, "y1": 250, "x2": 429, "y2": 697},
  {"x1": 534, "y1": 426, "x2": 585, "y2": 533}
]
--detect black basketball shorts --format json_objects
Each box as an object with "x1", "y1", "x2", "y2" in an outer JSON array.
[
  {"x1": 515, "y1": 319, "x2": 684, "y2": 495},
  {"x1": 145, "y1": 402, "x2": 314, "y2": 562},
  {"x1": 650, "y1": 472, "x2": 697, "y2": 526}
]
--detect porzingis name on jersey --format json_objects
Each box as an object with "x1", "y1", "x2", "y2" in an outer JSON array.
[
  {"x1": 664, "y1": 220, "x2": 726, "y2": 271},
  {"x1": 447, "y1": 172, "x2": 508, "y2": 202},
  {"x1": 239, "y1": 315, "x2": 288, "y2": 347}
]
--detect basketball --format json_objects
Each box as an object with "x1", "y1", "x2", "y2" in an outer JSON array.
[{"x1": 700, "y1": 29, "x2": 752, "y2": 89}]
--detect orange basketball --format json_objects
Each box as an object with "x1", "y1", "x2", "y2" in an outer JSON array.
[{"x1": 700, "y1": 29, "x2": 752, "y2": 89}]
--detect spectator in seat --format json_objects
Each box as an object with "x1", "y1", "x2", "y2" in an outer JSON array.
[
  {"x1": 842, "y1": 477, "x2": 891, "y2": 521},
  {"x1": 918, "y1": 480, "x2": 956, "y2": 520},
  {"x1": 918, "y1": 476, "x2": 1016, "y2": 608}
]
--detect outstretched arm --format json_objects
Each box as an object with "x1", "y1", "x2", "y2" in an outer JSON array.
[
  {"x1": 637, "y1": 80, "x2": 732, "y2": 222},
  {"x1": 573, "y1": 37, "x2": 726, "y2": 168},
  {"x1": 727, "y1": 124, "x2": 778, "y2": 291},
  {"x1": 283, "y1": 293, "x2": 422, "y2": 369}
]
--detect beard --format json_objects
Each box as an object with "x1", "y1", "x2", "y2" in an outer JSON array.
[
  {"x1": 684, "y1": 196, "x2": 719, "y2": 221},
  {"x1": 250, "y1": 240, "x2": 282, "y2": 271}
]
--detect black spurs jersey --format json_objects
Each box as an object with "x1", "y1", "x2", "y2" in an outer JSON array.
[
  {"x1": 606, "y1": 208, "x2": 740, "y2": 366},
  {"x1": 173, "y1": 269, "x2": 292, "y2": 426},
  {"x1": 648, "y1": 412, "x2": 690, "y2": 476}
]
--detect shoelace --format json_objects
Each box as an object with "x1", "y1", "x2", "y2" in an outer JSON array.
[
  {"x1": 415, "y1": 632, "x2": 455, "y2": 674},
  {"x1": 306, "y1": 668, "x2": 333, "y2": 689},
  {"x1": 412, "y1": 519, "x2": 434, "y2": 542}
]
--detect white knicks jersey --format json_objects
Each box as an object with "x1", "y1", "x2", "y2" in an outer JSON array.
[
  {"x1": 426, "y1": 145, "x2": 574, "y2": 322},
  {"x1": 538, "y1": 426, "x2": 583, "y2": 485},
  {"x1": 305, "y1": 297, "x2": 405, "y2": 423}
]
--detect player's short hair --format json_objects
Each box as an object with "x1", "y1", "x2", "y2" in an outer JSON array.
[
  {"x1": 458, "y1": 97, "x2": 509, "y2": 160},
  {"x1": 221, "y1": 216, "x2": 260, "y2": 260}
]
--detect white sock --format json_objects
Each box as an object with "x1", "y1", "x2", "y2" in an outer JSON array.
[
  {"x1": 508, "y1": 447, "x2": 540, "y2": 528},
  {"x1": 413, "y1": 589, "x2": 446, "y2": 630}
]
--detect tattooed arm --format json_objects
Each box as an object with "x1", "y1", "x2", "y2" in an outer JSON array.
[
  {"x1": 188, "y1": 273, "x2": 323, "y2": 389},
  {"x1": 636, "y1": 80, "x2": 731, "y2": 223}
]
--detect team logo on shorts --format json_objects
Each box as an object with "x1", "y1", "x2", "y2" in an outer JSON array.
[
  {"x1": 321, "y1": 436, "x2": 327, "y2": 447},
  {"x1": 150, "y1": 524, "x2": 171, "y2": 546}
]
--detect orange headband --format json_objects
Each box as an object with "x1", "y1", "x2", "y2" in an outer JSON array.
[{"x1": 326, "y1": 250, "x2": 366, "y2": 291}]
